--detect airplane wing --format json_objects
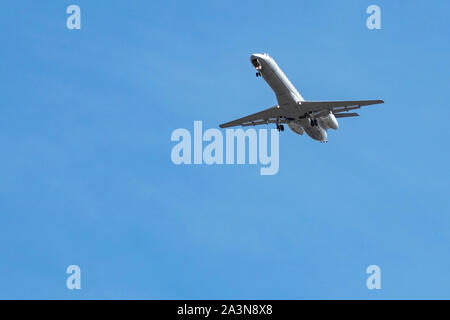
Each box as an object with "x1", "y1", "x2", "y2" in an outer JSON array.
[
  {"x1": 300, "y1": 100, "x2": 384, "y2": 115},
  {"x1": 219, "y1": 105, "x2": 285, "y2": 128},
  {"x1": 219, "y1": 100, "x2": 384, "y2": 128}
]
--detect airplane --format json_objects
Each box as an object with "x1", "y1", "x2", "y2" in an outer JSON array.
[{"x1": 219, "y1": 53, "x2": 384, "y2": 143}]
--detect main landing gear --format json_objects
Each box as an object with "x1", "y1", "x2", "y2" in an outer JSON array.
[
  {"x1": 277, "y1": 124, "x2": 285, "y2": 132},
  {"x1": 310, "y1": 118, "x2": 318, "y2": 127}
]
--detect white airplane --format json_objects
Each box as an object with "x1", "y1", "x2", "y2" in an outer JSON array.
[{"x1": 220, "y1": 53, "x2": 384, "y2": 142}]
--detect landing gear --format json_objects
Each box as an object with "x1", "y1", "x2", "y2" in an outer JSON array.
[
  {"x1": 310, "y1": 119, "x2": 318, "y2": 127},
  {"x1": 277, "y1": 124, "x2": 285, "y2": 132},
  {"x1": 256, "y1": 72, "x2": 262, "y2": 77}
]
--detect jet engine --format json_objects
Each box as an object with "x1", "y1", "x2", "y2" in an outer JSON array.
[
  {"x1": 288, "y1": 121, "x2": 304, "y2": 135},
  {"x1": 318, "y1": 112, "x2": 339, "y2": 130}
]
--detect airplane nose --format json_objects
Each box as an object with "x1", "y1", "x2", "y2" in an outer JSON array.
[
  {"x1": 251, "y1": 55, "x2": 262, "y2": 70},
  {"x1": 251, "y1": 53, "x2": 270, "y2": 66},
  {"x1": 251, "y1": 53, "x2": 262, "y2": 61}
]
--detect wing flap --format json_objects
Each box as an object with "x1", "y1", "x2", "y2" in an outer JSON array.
[{"x1": 240, "y1": 119, "x2": 290, "y2": 127}]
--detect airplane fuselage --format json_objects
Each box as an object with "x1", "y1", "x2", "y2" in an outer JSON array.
[
  {"x1": 251, "y1": 53, "x2": 331, "y2": 142},
  {"x1": 251, "y1": 54, "x2": 304, "y2": 106}
]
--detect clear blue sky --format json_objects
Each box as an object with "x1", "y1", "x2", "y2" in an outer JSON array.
[{"x1": 0, "y1": 0, "x2": 449, "y2": 299}]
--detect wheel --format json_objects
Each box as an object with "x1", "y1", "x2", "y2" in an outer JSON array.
[{"x1": 280, "y1": 125, "x2": 285, "y2": 132}]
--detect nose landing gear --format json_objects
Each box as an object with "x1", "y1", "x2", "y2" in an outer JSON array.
[
  {"x1": 256, "y1": 72, "x2": 262, "y2": 77},
  {"x1": 277, "y1": 124, "x2": 285, "y2": 132}
]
